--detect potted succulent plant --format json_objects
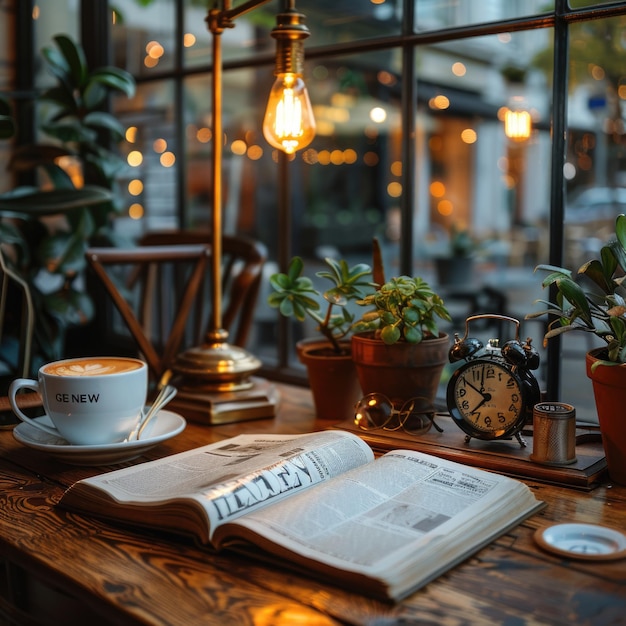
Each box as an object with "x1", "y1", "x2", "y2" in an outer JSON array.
[
  {"x1": 433, "y1": 225, "x2": 480, "y2": 287},
  {"x1": 268, "y1": 256, "x2": 374, "y2": 420},
  {"x1": 352, "y1": 275, "x2": 452, "y2": 407},
  {"x1": 527, "y1": 213, "x2": 626, "y2": 485}
]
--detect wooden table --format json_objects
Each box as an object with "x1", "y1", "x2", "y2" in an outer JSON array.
[{"x1": 0, "y1": 382, "x2": 624, "y2": 626}]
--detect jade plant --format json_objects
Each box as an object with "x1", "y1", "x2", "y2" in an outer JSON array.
[
  {"x1": 354, "y1": 275, "x2": 451, "y2": 345},
  {"x1": 268, "y1": 256, "x2": 375, "y2": 354},
  {"x1": 527, "y1": 213, "x2": 626, "y2": 365}
]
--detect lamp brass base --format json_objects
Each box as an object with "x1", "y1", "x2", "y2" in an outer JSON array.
[{"x1": 172, "y1": 339, "x2": 262, "y2": 392}]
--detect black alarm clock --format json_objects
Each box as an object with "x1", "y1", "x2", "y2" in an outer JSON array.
[{"x1": 446, "y1": 314, "x2": 541, "y2": 447}]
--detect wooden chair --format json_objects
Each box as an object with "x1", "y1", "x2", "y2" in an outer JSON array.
[{"x1": 86, "y1": 232, "x2": 267, "y2": 383}]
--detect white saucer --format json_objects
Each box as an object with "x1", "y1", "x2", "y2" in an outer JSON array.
[
  {"x1": 13, "y1": 410, "x2": 186, "y2": 466},
  {"x1": 534, "y1": 523, "x2": 626, "y2": 561}
]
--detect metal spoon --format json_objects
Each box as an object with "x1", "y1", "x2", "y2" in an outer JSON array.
[{"x1": 125, "y1": 384, "x2": 177, "y2": 442}]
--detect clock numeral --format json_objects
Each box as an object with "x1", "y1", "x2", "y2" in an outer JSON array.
[{"x1": 497, "y1": 411, "x2": 507, "y2": 424}]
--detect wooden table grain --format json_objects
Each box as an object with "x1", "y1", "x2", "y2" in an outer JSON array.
[{"x1": 0, "y1": 382, "x2": 624, "y2": 626}]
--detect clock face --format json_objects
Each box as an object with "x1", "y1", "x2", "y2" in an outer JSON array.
[{"x1": 448, "y1": 359, "x2": 525, "y2": 439}]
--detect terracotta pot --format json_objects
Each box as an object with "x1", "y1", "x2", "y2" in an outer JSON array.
[
  {"x1": 586, "y1": 348, "x2": 626, "y2": 485},
  {"x1": 434, "y1": 257, "x2": 474, "y2": 287},
  {"x1": 297, "y1": 339, "x2": 362, "y2": 421},
  {"x1": 351, "y1": 331, "x2": 450, "y2": 405}
]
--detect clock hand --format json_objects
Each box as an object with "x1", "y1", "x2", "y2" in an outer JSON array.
[
  {"x1": 464, "y1": 378, "x2": 483, "y2": 395},
  {"x1": 470, "y1": 392, "x2": 492, "y2": 415}
]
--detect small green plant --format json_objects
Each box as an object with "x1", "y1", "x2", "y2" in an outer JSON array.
[
  {"x1": 449, "y1": 225, "x2": 478, "y2": 257},
  {"x1": 268, "y1": 256, "x2": 374, "y2": 354},
  {"x1": 354, "y1": 275, "x2": 451, "y2": 345},
  {"x1": 527, "y1": 213, "x2": 626, "y2": 365}
]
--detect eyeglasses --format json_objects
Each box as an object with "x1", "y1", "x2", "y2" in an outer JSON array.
[{"x1": 354, "y1": 393, "x2": 443, "y2": 436}]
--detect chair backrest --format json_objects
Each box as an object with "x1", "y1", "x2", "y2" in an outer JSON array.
[
  {"x1": 86, "y1": 232, "x2": 267, "y2": 383},
  {"x1": 138, "y1": 231, "x2": 267, "y2": 348}
]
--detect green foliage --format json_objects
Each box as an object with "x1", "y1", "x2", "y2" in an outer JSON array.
[
  {"x1": 0, "y1": 35, "x2": 135, "y2": 363},
  {"x1": 527, "y1": 214, "x2": 626, "y2": 364},
  {"x1": 448, "y1": 225, "x2": 478, "y2": 258},
  {"x1": 354, "y1": 276, "x2": 451, "y2": 345},
  {"x1": 14, "y1": 35, "x2": 135, "y2": 211},
  {"x1": 268, "y1": 256, "x2": 375, "y2": 354}
]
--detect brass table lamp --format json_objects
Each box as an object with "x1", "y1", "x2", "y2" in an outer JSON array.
[{"x1": 172, "y1": 0, "x2": 315, "y2": 394}]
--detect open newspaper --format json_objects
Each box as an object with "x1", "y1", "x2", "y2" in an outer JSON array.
[{"x1": 60, "y1": 431, "x2": 544, "y2": 602}]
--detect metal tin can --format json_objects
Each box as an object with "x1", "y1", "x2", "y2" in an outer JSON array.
[{"x1": 530, "y1": 402, "x2": 577, "y2": 466}]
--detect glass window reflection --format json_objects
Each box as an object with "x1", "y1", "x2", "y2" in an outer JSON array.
[
  {"x1": 112, "y1": 80, "x2": 179, "y2": 237},
  {"x1": 112, "y1": 1, "x2": 177, "y2": 74},
  {"x1": 415, "y1": 0, "x2": 554, "y2": 32},
  {"x1": 62, "y1": 0, "x2": 626, "y2": 420}
]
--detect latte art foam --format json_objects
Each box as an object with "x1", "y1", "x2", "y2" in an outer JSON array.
[{"x1": 44, "y1": 358, "x2": 143, "y2": 377}]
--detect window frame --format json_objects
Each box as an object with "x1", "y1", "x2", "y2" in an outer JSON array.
[{"x1": 32, "y1": 0, "x2": 626, "y2": 396}]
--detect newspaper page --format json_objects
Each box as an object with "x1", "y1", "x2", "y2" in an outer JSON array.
[
  {"x1": 73, "y1": 431, "x2": 375, "y2": 533},
  {"x1": 217, "y1": 448, "x2": 541, "y2": 597}
]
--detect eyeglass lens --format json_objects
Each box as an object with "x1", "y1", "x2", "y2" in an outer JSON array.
[{"x1": 354, "y1": 393, "x2": 438, "y2": 435}]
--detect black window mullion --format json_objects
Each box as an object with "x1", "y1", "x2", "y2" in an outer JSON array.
[
  {"x1": 399, "y1": 0, "x2": 416, "y2": 277},
  {"x1": 544, "y1": 0, "x2": 571, "y2": 402},
  {"x1": 175, "y1": 0, "x2": 187, "y2": 229},
  {"x1": 81, "y1": 0, "x2": 110, "y2": 69},
  {"x1": 14, "y1": 0, "x2": 36, "y2": 188}
]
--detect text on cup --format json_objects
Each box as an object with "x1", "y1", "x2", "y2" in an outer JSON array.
[{"x1": 56, "y1": 393, "x2": 100, "y2": 403}]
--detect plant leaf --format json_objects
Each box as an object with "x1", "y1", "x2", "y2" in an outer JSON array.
[
  {"x1": 89, "y1": 67, "x2": 136, "y2": 98},
  {"x1": 53, "y1": 34, "x2": 88, "y2": 88},
  {"x1": 287, "y1": 256, "x2": 304, "y2": 282},
  {"x1": 83, "y1": 111, "x2": 126, "y2": 139},
  {"x1": 0, "y1": 186, "x2": 111, "y2": 216},
  {"x1": 555, "y1": 277, "x2": 592, "y2": 324},
  {"x1": 579, "y1": 258, "x2": 613, "y2": 293}
]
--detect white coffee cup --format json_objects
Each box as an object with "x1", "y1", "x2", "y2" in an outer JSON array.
[{"x1": 9, "y1": 356, "x2": 148, "y2": 445}]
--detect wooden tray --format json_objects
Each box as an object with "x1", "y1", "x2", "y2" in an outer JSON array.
[{"x1": 333, "y1": 414, "x2": 607, "y2": 490}]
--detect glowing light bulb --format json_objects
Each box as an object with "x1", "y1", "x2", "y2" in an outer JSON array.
[
  {"x1": 263, "y1": 73, "x2": 315, "y2": 154},
  {"x1": 504, "y1": 109, "x2": 532, "y2": 141}
]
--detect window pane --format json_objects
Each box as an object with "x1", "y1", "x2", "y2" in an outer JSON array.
[
  {"x1": 415, "y1": 0, "x2": 554, "y2": 31},
  {"x1": 112, "y1": 80, "x2": 180, "y2": 237},
  {"x1": 569, "y1": 0, "x2": 618, "y2": 7},
  {"x1": 183, "y1": 68, "x2": 278, "y2": 235},
  {"x1": 563, "y1": 14, "x2": 626, "y2": 422},
  {"x1": 300, "y1": 0, "x2": 403, "y2": 45},
  {"x1": 33, "y1": 2, "x2": 79, "y2": 88},
  {"x1": 112, "y1": 1, "x2": 177, "y2": 74},
  {"x1": 413, "y1": 29, "x2": 553, "y2": 398},
  {"x1": 187, "y1": 0, "x2": 403, "y2": 67}
]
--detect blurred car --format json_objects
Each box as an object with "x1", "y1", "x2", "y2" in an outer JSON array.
[
  {"x1": 565, "y1": 186, "x2": 626, "y2": 224},
  {"x1": 564, "y1": 186, "x2": 626, "y2": 268}
]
